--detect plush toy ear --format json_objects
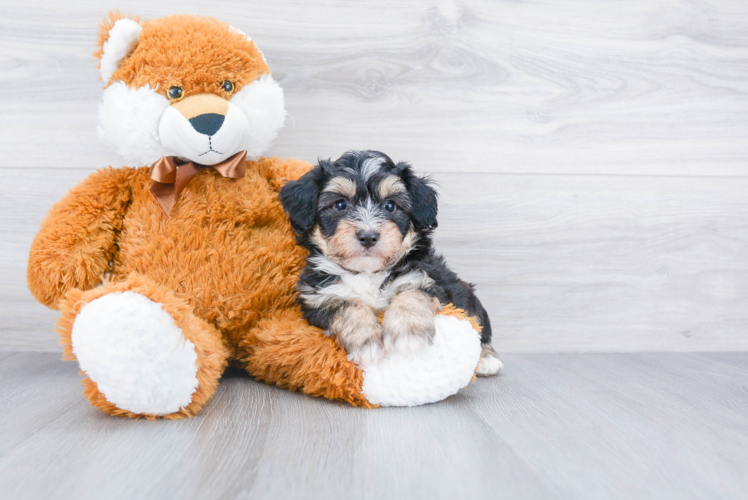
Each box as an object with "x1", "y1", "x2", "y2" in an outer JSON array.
[
  {"x1": 94, "y1": 11, "x2": 142, "y2": 84},
  {"x1": 279, "y1": 164, "x2": 327, "y2": 234},
  {"x1": 397, "y1": 162, "x2": 439, "y2": 231}
]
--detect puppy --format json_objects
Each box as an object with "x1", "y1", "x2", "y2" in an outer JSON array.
[{"x1": 280, "y1": 150, "x2": 501, "y2": 375}]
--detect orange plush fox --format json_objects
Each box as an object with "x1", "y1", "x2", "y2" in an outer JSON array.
[{"x1": 27, "y1": 13, "x2": 485, "y2": 418}]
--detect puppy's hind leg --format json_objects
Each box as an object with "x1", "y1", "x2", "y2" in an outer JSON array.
[
  {"x1": 475, "y1": 343, "x2": 504, "y2": 376},
  {"x1": 465, "y1": 295, "x2": 502, "y2": 376}
]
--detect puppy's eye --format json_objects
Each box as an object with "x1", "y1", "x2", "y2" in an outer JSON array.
[
  {"x1": 384, "y1": 200, "x2": 396, "y2": 212},
  {"x1": 334, "y1": 199, "x2": 348, "y2": 211},
  {"x1": 167, "y1": 86, "x2": 184, "y2": 101},
  {"x1": 221, "y1": 80, "x2": 235, "y2": 93}
]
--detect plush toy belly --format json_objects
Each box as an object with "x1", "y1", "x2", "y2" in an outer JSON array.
[{"x1": 362, "y1": 314, "x2": 482, "y2": 406}]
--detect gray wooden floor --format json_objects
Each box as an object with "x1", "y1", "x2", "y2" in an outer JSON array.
[{"x1": 1, "y1": 352, "x2": 746, "y2": 500}]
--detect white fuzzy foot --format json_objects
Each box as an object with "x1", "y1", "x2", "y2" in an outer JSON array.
[
  {"x1": 475, "y1": 343, "x2": 504, "y2": 376},
  {"x1": 362, "y1": 315, "x2": 482, "y2": 406},
  {"x1": 71, "y1": 291, "x2": 199, "y2": 415}
]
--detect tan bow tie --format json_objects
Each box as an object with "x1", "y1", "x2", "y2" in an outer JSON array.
[{"x1": 149, "y1": 151, "x2": 247, "y2": 217}]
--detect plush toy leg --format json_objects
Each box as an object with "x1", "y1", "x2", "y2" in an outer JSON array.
[
  {"x1": 238, "y1": 308, "x2": 375, "y2": 408},
  {"x1": 361, "y1": 307, "x2": 483, "y2": 407},
  {"x1": 58, "y1": 274, "x2": 229, "y2": 419}
]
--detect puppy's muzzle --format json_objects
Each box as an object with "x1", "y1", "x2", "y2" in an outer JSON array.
[
  {"x1": 173, "y1": 94, "x2": 229, "y2": 137},
  {"x1": 357, "y1": 229, "x2": 380, "y2": 249}
]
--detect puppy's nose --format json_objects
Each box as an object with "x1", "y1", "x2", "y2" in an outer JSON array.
[{"x1": 357, "y1": 229, "x2": 379, "y2": 249}]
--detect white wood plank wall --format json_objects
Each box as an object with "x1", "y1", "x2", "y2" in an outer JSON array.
[{"x1": 1, "y1": 0, "x2": 747, "y2": 352}]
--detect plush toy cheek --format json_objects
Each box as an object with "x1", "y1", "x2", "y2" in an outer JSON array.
[
  {"x1": 361, "y1": 315, "x2": 482, "y2": 406},
  {"x1": 158, "y1": 103, "x2": 249, "y2": 166},
  {"x1": 97, "y1": 76, "x2": 286, "y2": 167},
  {"x1": 230, "y1": 74, "x2": 286, "y2": 159},
  {"x1": 97, "y1": 82, "x2": 170, "y2": 167}
]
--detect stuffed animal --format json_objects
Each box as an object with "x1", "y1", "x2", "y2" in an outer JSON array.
[{"x1": 27, "y1": 12, "x2": 497, "y2": 418}]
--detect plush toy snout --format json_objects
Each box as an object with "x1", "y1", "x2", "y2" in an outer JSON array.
[
  {"x1": 159, "y1": 93, "x2": 250, "y2": 166},
  {"x1": 174, "y1": 94, "x2": 229, "y2": 136}
]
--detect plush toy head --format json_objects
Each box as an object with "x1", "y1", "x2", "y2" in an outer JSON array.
[{"x1": 95, "y1": 12, "x2": 286, "y2": 167}]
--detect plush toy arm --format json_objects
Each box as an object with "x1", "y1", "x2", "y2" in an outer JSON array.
[
  {"x1": 27, "y1": 167, "x2": 134, "y2": 309},
  {"x1": 239, "y1": 307, "x2": 375, "y2": 407},
  {"x1": 255, "y1": 157, "x2": 313, "y2": 191}
]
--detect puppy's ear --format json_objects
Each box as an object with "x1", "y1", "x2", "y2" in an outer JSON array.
[
  {"x1": 279, "y1": 164, "x2": 326, "y2": 234},
  {"x1": 398, "y1": 162, "x2": 438, "y2": 231}
]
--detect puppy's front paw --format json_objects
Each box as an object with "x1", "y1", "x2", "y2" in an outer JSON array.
[
  {"x1": 382, "y1": 289, "x2": 436, "y2": 355},
  {"x1": 330, "y1": 301, "x2": 384, "y2": 368},
  {"x1": 346, "y1": 337, "x2": 385, "y2": 367}
]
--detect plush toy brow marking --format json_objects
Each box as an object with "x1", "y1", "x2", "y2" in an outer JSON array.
[
  {"x1": 323, "y1": 177, "x2": 356, "y2": 198},
  {"x1": 377, "y1": 176, "x2": 406, "y2": 199},
  {"x1": 173, "y1": 93, "x2": 230, "y2": 119}
]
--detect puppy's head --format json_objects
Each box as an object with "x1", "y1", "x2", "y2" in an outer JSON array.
[{"x1": 280, "y1": 151, "x2": 438, "y2": 273}]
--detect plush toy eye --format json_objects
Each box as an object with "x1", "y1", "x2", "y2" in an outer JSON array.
[
  {"x1": 334, "y1": 199, "x2": 348, "y2": 211},
  {"x1": 167, "y1": 86, "x2": 184, "y2": 101},
  {"x1": 221, "y1": 80, "x2": 235, "y2": 93},
  {"x1": 384, "y1": 200, "x2": 396, "y2": 212}
]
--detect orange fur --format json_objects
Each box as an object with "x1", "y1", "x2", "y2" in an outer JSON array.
[
  {"x1": 27, "y1": 167, "x2": 135, "y2": 309},
  {"x1": 239, "y1": 308, "x2": 375, "y2": 408},
  {"x1": 439, "y1": 304, "x2": 484, "y2": 334},
  {"x1": 102, "y1": 15, "x2": 270, "y2": 100}
]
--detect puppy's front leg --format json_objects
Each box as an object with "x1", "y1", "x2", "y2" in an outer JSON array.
[
  {"x1": 382, "y1": 289, "x2": 438, "y2": 355},
  {"x1": 330, "y1": 300, "x2": 384, "y2": 367}
]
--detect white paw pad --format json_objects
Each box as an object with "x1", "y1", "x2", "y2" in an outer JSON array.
[{"x1": 71, "y1": 291, "x2": 199, "y2": 415}]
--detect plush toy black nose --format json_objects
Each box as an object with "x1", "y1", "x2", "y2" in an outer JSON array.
[
  {"x1": 189, "y1": 113, "x2": 225, "y2": 136},
  {"x1": 356, "y1": 229, "x2": 379, "y2": 249}
]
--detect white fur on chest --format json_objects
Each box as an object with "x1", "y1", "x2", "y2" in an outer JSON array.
[
  {"x1": 336, "y1": 272, "x2": 391, "y2": 311},
  {"x1": 302, "y1": 256, "x2": 434, "y2": 311}
]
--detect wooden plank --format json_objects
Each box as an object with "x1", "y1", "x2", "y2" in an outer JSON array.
[
  {"x1": 0, "y1": 352, "x2": 746, "y2": 499},
  {"x1": 3, "y1": 168, "x2": 748, "y2": 352},
  {"x1": 1, "y1": 0, "x2": 747, "y2": 175},
  {"x1": 466, "y1": 353, "x2": 748, "y2": 499},
  {"x1": 434, "y1": 172, "x2": 748, "y2": 352}
]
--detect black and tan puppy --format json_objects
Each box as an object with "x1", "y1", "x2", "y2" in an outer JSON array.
[{"x1": 280, "y1": 150, "x2": 501, "y2": 374}]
